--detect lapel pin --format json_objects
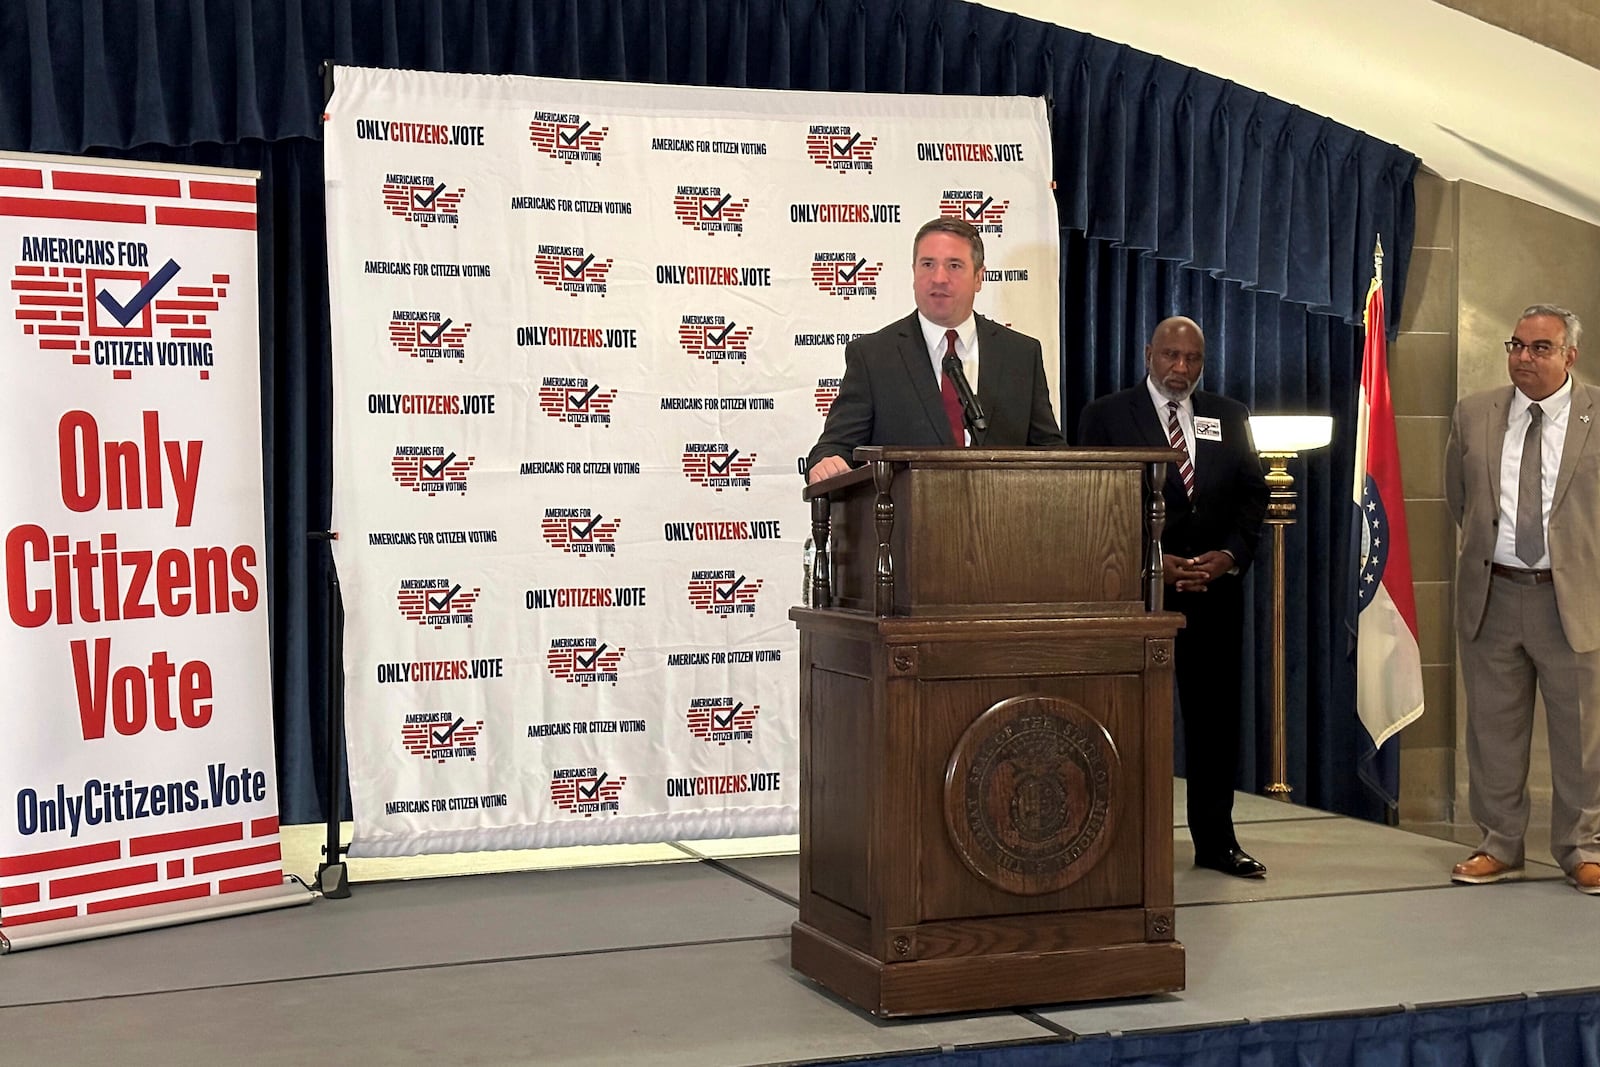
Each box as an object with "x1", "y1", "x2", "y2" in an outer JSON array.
[{"x1": 1583, "y1": 414, "x2": 1592, "y2": 424}]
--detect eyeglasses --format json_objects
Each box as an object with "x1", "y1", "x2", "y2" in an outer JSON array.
[{"x1": 1504, "y1": 340, "x2": 1567, "y2": 357}]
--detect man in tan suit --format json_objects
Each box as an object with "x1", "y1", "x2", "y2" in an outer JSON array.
[{"x1": 1445, "y1": 304, "x2": 1600, "y2": 894}]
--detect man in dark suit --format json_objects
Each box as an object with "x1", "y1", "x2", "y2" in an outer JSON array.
[
  {"x1": 1078, "y1": 316, "x2": 1269, "y2": 878},
  {"x1": 806, "y1": 217, "x2": 1063, "y2": 482}
]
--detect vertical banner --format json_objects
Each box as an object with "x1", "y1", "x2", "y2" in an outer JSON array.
[
  {"x1": 325, "y1": 67, "x2": 1059, "y2": 856},
  {"x1": 0, "y1": 153, "x2": 303, "y2": 947}
]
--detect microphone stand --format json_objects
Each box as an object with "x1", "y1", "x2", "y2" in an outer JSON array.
[{"x1": 942, "y1": 352, "x2": 988, "y2": 433}]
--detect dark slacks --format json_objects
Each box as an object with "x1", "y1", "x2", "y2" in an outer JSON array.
[{"x1": 1170, "y1": 575, "x2": 1245, "y2": 856}]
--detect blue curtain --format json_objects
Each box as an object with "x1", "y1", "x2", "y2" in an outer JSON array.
[
  {"x1": 813, "y1": 992, "x2": 1600, "y2": 1066},
  {"x1": 0, "y1": 0, "x2": 1418, "y2": 822},
  {"x1": 1063, "y1": 231, "x2": 1372, "y2": 816}
]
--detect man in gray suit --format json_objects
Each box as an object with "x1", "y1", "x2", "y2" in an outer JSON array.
[
  {"x1": 1446, "y1": 304, "x2": 1600, "y2": 895},
  {"x1": 806, "y1": 217, "x2": 1063, "y2": 482}
]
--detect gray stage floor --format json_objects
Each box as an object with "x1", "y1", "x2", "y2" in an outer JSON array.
[{"x1": 2, "y1": 788, "x2": 1593, "y2": 1067}]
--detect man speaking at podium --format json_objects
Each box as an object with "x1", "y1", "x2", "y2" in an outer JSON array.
[{"x1": 806, "y1": 217, "x2": 1063, "y2": 483}]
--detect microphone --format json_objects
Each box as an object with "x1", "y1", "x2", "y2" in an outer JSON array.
[{"x1": 942, "y1": 352, "x2": 988, "y2": 433}]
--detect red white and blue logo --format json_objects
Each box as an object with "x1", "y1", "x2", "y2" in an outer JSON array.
[
  {"x1": 806, "y1": 125, "x2": 877, "y2": 172},
  {"x1": 682, "y1": 443, "x2": 756, "y2": 491},
  {"x1": 679, "y1": 314, "x2": 752, "y2": 362},
  {"x1": 810, "y1": 252, "x2": 881, "y2": 299},
  {"x1": 546, "y1": 637, "x2": 625, "y2": 686},
  {"x1": 389, "y1": 310, "x2": 471, "y2": 363},
  {"x1": 401, "y1": 712, "x2": 484, "y2": 763},
  {"x1": 540, "y1": 508, "x2": 621, "y2": 556},
  {"x1": 686, "y1": 697, "x2": 759, "y2": 745},
  {"x1": 687, "y1": 569, "x2": 763, "y2": 617},
  {"x1": 397, "y1": 578, "x2": 480, "y2": 628},
  {"x1": 814, "y1": 378, "x2": 841, "y2": 414},
  {"x1": 535, "y1": 244, "x2": 612, "y2": 296},
  {"x1": 381, "y1": 173, "x2": 465, "y2": 227},
  {"x1": 939, "y1": 189, "x2": 1009, "y2": 234},
  {"x1": 14, "y1": 246, "x2": 227, "y2": 381},
  {"x1": 528, "y1": 113, "x2": 608, "y2": 164},
  {"x1": 391, "y1": 446, "x2": 474, "y2": 496},
  {"x1": 550, "y1": 768, "x2": 626, "y2": 815},
  {"x1": 538, "y1": 376, "x2": 616, "y2": 425},
  {"x1": 673, "y1": 186, "x2": 748, "y2": 235}
]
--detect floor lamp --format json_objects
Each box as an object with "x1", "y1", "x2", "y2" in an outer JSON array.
[{"x1": 1247, "y1": 415, "x2": 1334, "y2": 802}]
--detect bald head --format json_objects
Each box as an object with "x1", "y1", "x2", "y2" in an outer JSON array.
[{"x1": 1147, "y1": 316, "x2": 1205, "y2": 401}]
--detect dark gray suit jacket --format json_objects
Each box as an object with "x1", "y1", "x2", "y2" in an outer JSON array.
[{"x1": 807, "y1": 311, "x2": 1064, "y2": 471}]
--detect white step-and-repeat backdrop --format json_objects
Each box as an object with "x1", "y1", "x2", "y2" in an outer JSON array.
[{"x1": 325, "y1": 65, "x2": 1059, "y2": 856}]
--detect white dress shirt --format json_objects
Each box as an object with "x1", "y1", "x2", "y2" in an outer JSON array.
[{"x1": 1494, "y1": 374, "x2": 1572, "y2": 569}]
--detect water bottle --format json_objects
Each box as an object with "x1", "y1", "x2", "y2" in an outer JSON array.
[{"x1": 802, "y1": 535, "x2": 815, "y2": 607}]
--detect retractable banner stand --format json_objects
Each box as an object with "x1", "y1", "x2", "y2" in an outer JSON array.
[
  {"x1": 325, "y1": 65, "x2": 1059, "y2": 857},
  {"x1": 0, "y1": 153, "x2": 308, "y2": 951}
]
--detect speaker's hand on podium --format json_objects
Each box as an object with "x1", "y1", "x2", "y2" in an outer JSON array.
[{"x1": 808, "y1": 455, "x2": 850, "y2": 484}]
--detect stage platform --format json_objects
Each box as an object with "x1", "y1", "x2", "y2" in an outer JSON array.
[{"x1": 2, "y1": 787, "x2": 1594, "y2": 1065}]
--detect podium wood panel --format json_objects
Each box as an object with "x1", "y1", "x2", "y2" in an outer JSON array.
[{"x1": 792, "y1": 446, "x2": 1185, "y2": 1017}]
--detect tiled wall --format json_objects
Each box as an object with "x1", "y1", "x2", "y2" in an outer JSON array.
[{"x1": 1394, "y1": 169, "x2": 1458, "y2": 824}]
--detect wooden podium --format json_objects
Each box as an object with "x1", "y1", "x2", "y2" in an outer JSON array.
[{"x1": 790, "y1": 446, "x2": 1185, "y2": 1016}]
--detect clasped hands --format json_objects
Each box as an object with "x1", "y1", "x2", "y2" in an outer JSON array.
[{"x1": 1164, "y1": 550, "x2": 1233, "y2": 592}]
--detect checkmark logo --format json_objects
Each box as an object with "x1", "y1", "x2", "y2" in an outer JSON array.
[
  {"x1": 707, "y1": 321, "x2": 735, "y2": 347},
  {"x1": 713, "y1": 702, "x2": 742, "y2": 729},
  {"x1": 565, "y1": 254, "x2": 595, "y2": 279},
  {"x1": 432, "y1": 717, "x2": 464, "y2": 746},
  {"x1": 578, "y1": 773, "x2": 607, "y2": 800},
  {"x1": 701, "y1": 194, "x2": 732, "y2": 219},
  {"x1": 567, "y1": 385, "x2": 600, "y2": 410},
  {"x1": 837, "y1": 259, "x2": 865, "y2": 283},
  {"x1": 964, "y1": 196, "x2": 994, "y2": 220},
  {"x1": 715, "y1": 577, "x2": 747, "y2": 602},
  {"x1": 576, "y1": 644, "x2": 607, "y2": 670},
  {"x1": 412, "y1": 183, "x2": 446, "y2": 209},
  {"x1": 96, "y1": 259, "x2": 181, "y2": 327},
  {"x1": 428, "y1": 584, "x2": 461, "y2": 612},
  {"x1": 558, "y1": 121, "x2": 592, "y2": 147},
  {"x1": 710, "y1": 449, "x2": 739, "y2": 474},
  {"x1": 420, "y1": 318, "x2": 452, "y2": 345},
  {"x1": 570, "y1": 514, "x2": 602, "y2": 540},
  {"x1": 832, "y1": 132, "x2": 861, "y2": 156},
  {"x1": 422, "y1": 451, "x2": 456, "y2": 479}
]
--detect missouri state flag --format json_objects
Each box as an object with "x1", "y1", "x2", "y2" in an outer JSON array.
[{"x1": 1352, "y1": 265, "x2": 1425, "y2": 806}]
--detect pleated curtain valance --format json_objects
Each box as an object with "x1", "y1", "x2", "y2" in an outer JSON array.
[{"x1": 0, "y1": 0, "x2": 1417, "y2": 332}]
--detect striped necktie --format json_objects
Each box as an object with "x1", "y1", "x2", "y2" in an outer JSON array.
[{"x1": 1166, "y1": 400, "x2": 1195, "y2": 499}]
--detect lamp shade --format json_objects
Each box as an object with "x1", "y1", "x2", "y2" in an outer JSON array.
[{"x1": 1249, "y1": 414, "x2": 1333, "y2": 454}]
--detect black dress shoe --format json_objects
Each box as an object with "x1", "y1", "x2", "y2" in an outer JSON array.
[{"x1": 1194, "y1": 848, "x2": 1267, "y2": 879}]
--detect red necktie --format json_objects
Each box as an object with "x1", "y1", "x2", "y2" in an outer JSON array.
[{"x1": 940, "y1": 328, "x2": 966, "y2": 445}]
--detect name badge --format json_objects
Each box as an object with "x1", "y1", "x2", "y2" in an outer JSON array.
[{"x1": 1194, "y1": 416, "x2": 1223, "y2": 442}]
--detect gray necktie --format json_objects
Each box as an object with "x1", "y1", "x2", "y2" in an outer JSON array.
[{"x1": 1516, "y1": 403, "x2": 1544, "y2": 566}]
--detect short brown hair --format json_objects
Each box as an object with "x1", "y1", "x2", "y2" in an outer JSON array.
[{"x1": 912, "y1": 217, "x2": 984, "y2": 272}]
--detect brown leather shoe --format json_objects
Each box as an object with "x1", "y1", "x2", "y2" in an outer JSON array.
[
  {"x1": 1451, "y1": 852, "x2": 1524, "y2": 884},
  {"x1": 1571, "y1": 862, "x2": 1600, "y2": 895}
]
